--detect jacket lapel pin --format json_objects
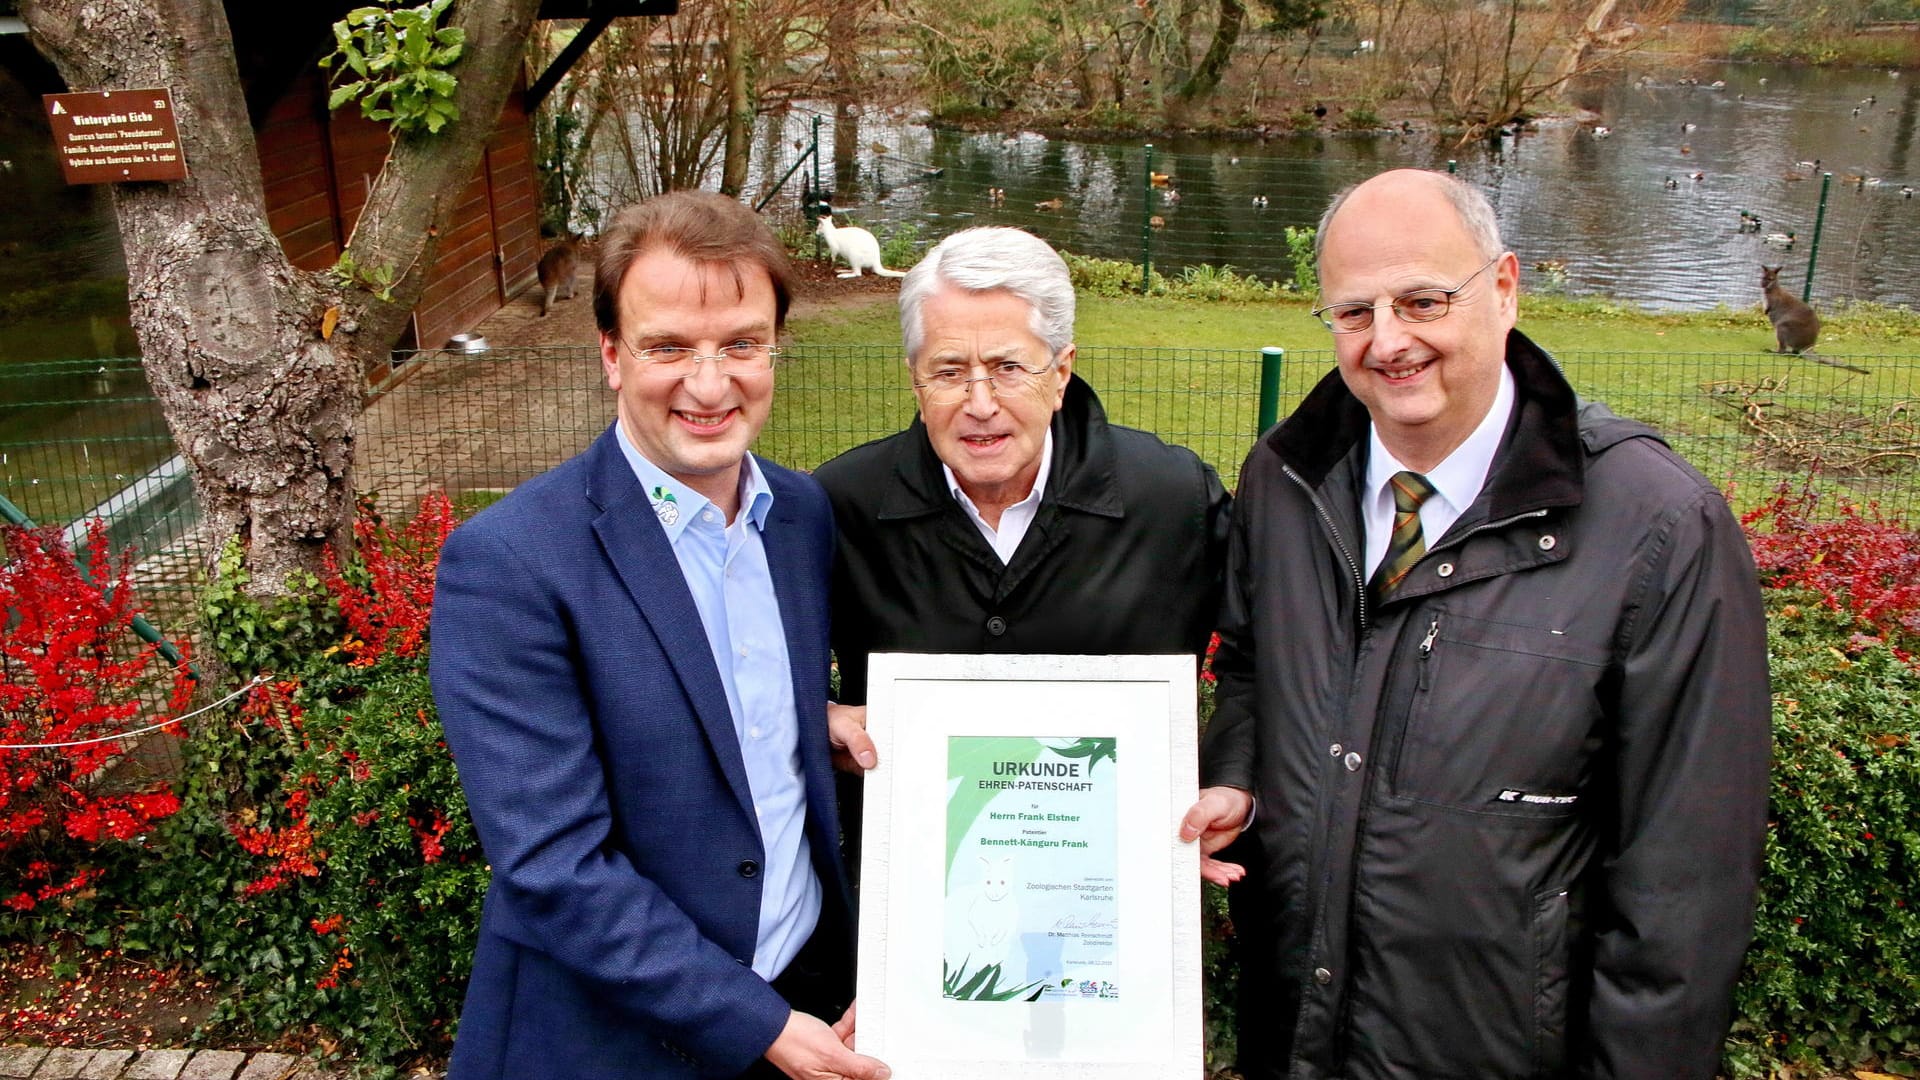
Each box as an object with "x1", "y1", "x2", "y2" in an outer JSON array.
[{"x1": 650, "y1": 485, "x2": 680, "y2": 527}]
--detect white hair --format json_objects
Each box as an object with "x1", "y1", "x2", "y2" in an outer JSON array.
[{"x1": 898, "y1": 227, "x2": 1075, "y2": 363}]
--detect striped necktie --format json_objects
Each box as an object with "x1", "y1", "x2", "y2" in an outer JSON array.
[{"x1": 1371, "y1": 470, "x2": 1438, "y2": 601}]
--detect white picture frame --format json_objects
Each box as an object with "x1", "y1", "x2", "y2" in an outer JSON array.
[{"x1": 854, "y1": 653, "x2": 1203, "y2": 1079}]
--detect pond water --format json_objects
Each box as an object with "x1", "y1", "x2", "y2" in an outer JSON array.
[{"x1": 786, "y1": 60, "x2": 1920, "y2": 312}]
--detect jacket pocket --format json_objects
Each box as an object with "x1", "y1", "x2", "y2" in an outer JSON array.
[
  {"x1": 1388, "y1": 609, "x2": 1611, "y2": 813},
  {"x1": 1532, "y1": 887, "x2": 1570, "y2": 1078}
]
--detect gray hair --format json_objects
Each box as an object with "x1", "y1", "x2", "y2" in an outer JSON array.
[
  {"x1": 1314, "y1": 170, "x2": 1504, "y2": 268},
  {"x1": 899, "y1": 227, "x2": 1075, "y2": 363}
]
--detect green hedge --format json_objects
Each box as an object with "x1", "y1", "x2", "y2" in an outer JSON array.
[{"x1": 1726, "y1": 595, "x2": 1920, "y2": 1075}]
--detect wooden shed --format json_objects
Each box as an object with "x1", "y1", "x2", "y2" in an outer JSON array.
[
  {"x1": 255, "y1": 67, "x2": 545, "y2": 384},
  {"x1": 229, "y1": 0, "x2": 676, "y2": 386}
]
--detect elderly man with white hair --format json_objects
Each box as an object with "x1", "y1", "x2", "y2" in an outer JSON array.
[{"x1": 817, "y1": 225, "x2": 1229, "y2": 775}]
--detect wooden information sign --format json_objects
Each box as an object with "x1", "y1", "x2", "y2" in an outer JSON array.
[{"x1": 43, "y1": 88, "x2": 187, "y2": 185}]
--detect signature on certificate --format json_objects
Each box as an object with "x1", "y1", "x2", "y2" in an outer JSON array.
[{"x1": 1050, "y1": 913, "x2": 1120, "y2": 931}]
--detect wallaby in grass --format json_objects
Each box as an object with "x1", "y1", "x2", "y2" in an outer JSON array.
[
  {"x1": 537, "y1": 237, "x2": 578, "y2": 317},
  {"x1": 1760, "y1": 265, "x2": 1819, "y2": 354},
  {"x1": 1761, "y1": 266, "x2": 1869, "y2": 373},
  {"x1": 816, "y1": 214, "x2": 904, "y2": 278}
]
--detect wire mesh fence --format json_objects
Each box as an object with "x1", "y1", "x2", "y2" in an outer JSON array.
[{"x1": 7, "y1": 341, "x2": 1919, "y2": 645}]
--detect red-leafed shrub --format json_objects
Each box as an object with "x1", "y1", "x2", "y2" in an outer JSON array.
[
  {"x1": 1728, "y1": 481, "x2": 1920, "y2": 1078},
  {"x1": 0, "y1": 520, "x2": 194, "y2": 919},
  {"x1": 124, "y1": 492, "x2": 482, "y2": 1069},
  {"x1": 1741, "y1": 479, "x2": 1920, "y2": 659},
  {"x1": 323, "y1": 491, "x2": 455, "y2": 664}
]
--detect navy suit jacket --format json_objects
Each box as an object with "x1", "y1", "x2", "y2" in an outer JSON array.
[{"x1": 430, "y1": 425, "x2": 849, "y2": 1079}]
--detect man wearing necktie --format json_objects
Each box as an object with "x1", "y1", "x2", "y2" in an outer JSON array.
[{"x1": 1179, "y1": 169, "x2": 1770, "y2": 1079}]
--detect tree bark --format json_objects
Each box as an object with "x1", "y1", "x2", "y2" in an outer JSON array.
[
  {"x1": 827, "y1": 0, "x2": 861, "y2": 194},
  {"x1": 1177, "y1": 0, "x2": 1246, "y2": 102},
  {"x1": 720, "y1": 0, "x2": 752, "y2": 195},
  {"x1": 1555, "y1": 0, "x2": 1619, "y2": 85},
  {"x1": 21, "y1": 0, "x2": 540, "y2": 595}
]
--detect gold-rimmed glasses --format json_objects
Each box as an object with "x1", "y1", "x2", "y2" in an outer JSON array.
[
  {"x1": 621, "y1": 341, "x2": 779, "y2": 378},
  {"x1": 1311, "y1": 254, "x2": 1504, "y2": 334}
]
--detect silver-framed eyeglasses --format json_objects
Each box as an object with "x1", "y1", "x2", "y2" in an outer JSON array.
[
  {"x1": 623, "y1": 341, "x2": 779, "y2": 379},
  {"x1": 912, "y1": 358, "x2": 1056, "y2": 406},
  {"x1": 1311, "y1": 254, "x2": 1503, "y2": 334}
]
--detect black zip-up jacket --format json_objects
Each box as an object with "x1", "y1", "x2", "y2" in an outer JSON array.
[
  {"x1": 817, "y1": 373, "x2": 1230, "y2": 705},
  {"x1": 1203, "y1": 330, "x2": 1770, "y2": 1079}
]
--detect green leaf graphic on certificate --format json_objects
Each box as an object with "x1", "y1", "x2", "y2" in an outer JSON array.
[
  {"x1": 945, "y1": 736, "x2": 1042, "y2": 879},
  {"x1": 944, "y1": 735, "x2": 1121, "y2": 1002}
]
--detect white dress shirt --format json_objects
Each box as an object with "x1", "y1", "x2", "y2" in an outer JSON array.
[
  {"x1": 943, "y1": 429, "x2": 1055, "y2": 564},
  {"x1": 1363, "y1": 364, "x2": 1517, "y2": 578}
]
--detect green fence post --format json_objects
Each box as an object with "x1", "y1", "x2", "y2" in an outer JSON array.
[
  {"x1": 1803, "y1": 171, "x2": 1832, "y2": 304},
  {"x1": 811, "y1": 115, "x2": 822, "y2": 197},
  {"x1": 0, "y1": 491, "x2": 29, "y2": 528},
  {"x1": 811, "y1": 116, "x2": 824, "y2": 261},
  {"x1": 1140, "y1": 143, "x2": 1155, "y2": 294},
  {"x1": 1258, "y1": 346, "x2": 1284, "y2": 433}
]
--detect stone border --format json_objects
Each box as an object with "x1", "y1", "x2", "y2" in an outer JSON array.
[{"x1": 0, "y1": 1048, "x2": 448, "y2": 1080}]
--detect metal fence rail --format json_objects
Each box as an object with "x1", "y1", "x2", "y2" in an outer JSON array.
[{"x1": 5, "y1": 344, "x2": 1918, "y2": 632}]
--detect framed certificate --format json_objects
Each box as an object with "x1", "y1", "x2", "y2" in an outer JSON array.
[{"x1": 854, "y1": 653, "x2": 1203, "y2": 1079}]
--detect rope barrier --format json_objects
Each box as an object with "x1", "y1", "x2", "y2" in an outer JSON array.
[{"x1": 0, "y1": 674, "x2": 268, "y2": 751}]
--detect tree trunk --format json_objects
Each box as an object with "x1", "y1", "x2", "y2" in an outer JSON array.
[
  {"x1": 1177, "y1": 0, "x2": 1246, "y2": 102},
  {"x1": 21, "y1": 0, "x2": 540, "y2": 595},
  {"x1": 720, "y1": 0, "x2": 753, "y2": 196},
  {"x1": 1555, "y1": 0, "x2": 1619, "y2": 85},
  {"x1": 827, "y1": 0, "x2": 861, "y2": 195}
]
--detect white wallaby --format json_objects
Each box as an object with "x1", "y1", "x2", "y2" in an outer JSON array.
[
  {"x1": 816, "y1": 214, "x2": 905, "y2": 278},
  {"x1": 968, "y1": 854, "x2": 1017, "y2": 956}
]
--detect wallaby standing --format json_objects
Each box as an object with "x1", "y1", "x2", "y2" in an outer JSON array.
[
  {"x1": 1760, "y1": 265, "x2": 1818, "y2": 354},
  {"x1": 537, "y1": 237, "x2": 578, "y2": 317},
  {"x1": 816, "y1": 214, "x2": 905, "y2": 278},
  {"x1": 1760, "y1": 266, "x2": 1869, "y2": 373}
]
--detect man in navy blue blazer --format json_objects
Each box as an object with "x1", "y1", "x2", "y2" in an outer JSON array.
[{"x1": 431, "y1": 191, "x2": 891, "y2": 1080}]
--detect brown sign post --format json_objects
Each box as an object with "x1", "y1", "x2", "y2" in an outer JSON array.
[{"x1": 44, "y1": 88, "x2": 188, "y2": 185}]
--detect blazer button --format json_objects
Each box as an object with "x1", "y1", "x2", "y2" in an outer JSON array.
[
  {"x1": 986, "y1": 616, "x2": 1008, "y2": 636},
  {"x1": 738, "y1": 859, "x2": 759, "y2": 878}
]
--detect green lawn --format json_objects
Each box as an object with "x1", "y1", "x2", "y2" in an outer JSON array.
[{"x1": 778, "y1": 291, "x2": 1920, "y2": 516}]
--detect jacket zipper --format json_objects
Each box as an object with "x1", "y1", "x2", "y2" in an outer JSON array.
[
  {"x1": 1416, "y1": 616, "x2": 1440, "y2": 691},
  {"x1": 1282, "y1": 464, "x2": 1368, "y2": 628},
  {"x1": 1381, "y1": 614, "x2": 1442, "y2": 803},
  {"x1": 1428, "y1": 507, "x2": 1552, "y2": 558},
  {"x1": 1278, "y1": 462, "x2": 1368, "y2": 1061}
]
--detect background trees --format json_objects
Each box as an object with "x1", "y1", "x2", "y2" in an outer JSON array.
[
  {"x1": 533, "y1": 0, "x2": 883, "y2": 229},
  {"x1": 898, "y1": 0, "x2": 1685, "y2": 134}
]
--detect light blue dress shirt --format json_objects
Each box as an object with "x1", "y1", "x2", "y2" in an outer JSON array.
[{"x1": 615, "y1": 424, "x2": 820, "y2": 981}]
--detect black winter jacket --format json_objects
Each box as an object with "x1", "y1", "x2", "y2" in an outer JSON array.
[
  {"x1": 1202, "y1": 330, "x2": 1770, "y2": 1080},
  {"x1": 816, "y1": 373, "x2": 1231, "y2": 704}
]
